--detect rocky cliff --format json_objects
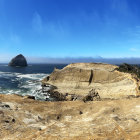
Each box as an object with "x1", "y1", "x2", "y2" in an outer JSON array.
[
  {"x1": 0, "y1": 94, "x2": 140, "y2": 140},
  {"x1": 42, "y1": 63, "x2": 140, "y2": 99},
  {"x1": 9, "y1": 54, "x2": 28, "y2": 67}
]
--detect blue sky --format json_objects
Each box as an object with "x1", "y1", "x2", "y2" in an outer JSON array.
[{"x1": 1, "y1": 0, "x2": 140, "y2": 62}]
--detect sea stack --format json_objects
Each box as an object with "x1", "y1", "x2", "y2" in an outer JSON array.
[{"x1": 9, "y1": 54, "x2": 28, "y2": 67}]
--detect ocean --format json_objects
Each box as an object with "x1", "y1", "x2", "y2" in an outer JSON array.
[{"x1": 0, "y1": 64, "x2": 67, "y2": 100}]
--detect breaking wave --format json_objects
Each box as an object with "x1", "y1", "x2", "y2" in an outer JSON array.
[{"x1": 0, "y1": 71, "x2": 48, "y2": 100}]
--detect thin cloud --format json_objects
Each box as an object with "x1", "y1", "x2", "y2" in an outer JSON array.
[
  {"x1": 122, "y1": 26, "x2": 140, "y2": 44},
  {"x1": 32, "y1": 12, "x2": 43, "y2": 33},
  {"x1": 0, "y1": 53, "x2": 13, "y2": 63},
  {"x1": 10, "y1": 33, "x2": 21, "y2": 44},
  {"x1": 136, "y1": 26, "x2": 140, "y2": 29},
  {"x1": 0, "y1": 0, "x2": 5, "y2": 16},
  {"x1": 111, "y1": 0, "x2": 130, "y2": 15},
  {"x1": 31, "y1": 11, "x2": 68, "y2": 37},
  {"x1": 130, "y1": 48, "x2": 139, "y2": 52}
]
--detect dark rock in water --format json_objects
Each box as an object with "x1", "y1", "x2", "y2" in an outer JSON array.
[
  {"x1": 9, "y1": 54, "x2": 27, "y2": 67},
  {"x1": 46, "y1": 91, "x2": 66, "y2": 101},
  {"x1": 27, "y1": 96, "x2": 35, "y2": 100}
]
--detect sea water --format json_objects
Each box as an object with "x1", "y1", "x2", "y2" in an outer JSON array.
[{"x1": 0, "y1": 64, "x2": 67, "y2": 100}]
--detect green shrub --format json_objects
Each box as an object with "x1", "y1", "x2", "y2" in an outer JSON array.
[{"x1": 116, "y1": 63, "x2": 140, "y2": 78}]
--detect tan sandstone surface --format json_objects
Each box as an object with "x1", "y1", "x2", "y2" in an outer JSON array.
[
  {"x1": 0, "y1": 94, "x2": 140, "y2": 140},
  {"x1": 42, "y1": 63, "x2": 140, "y2": 99}
]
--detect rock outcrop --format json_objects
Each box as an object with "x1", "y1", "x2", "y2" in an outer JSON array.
[
  {"x1": 0, "y1": 94, "x2": 140, "y2": 139},
  {"x1": 42, "y1": 63, "x2": 140, "y2": 99},
  {"x1": 9, "y1": 54, "x2": 28, "y2": 67}
]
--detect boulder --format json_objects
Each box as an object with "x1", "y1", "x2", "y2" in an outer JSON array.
[
  {"x1": 9, "y1": 54, "x2": 28, "y2": 67},
  {"x1": 42, "y1": 63, "x2": 140, "y2": 99},
  {"x1": 82, "y1": 89, "x2": 101, "y2": 102},
  {"x1": 46, "y1": 91, "x2": 66, "y2": 101}
]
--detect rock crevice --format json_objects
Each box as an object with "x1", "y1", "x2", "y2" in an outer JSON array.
[
  {"x1": 42, "y1": 63, "x2": 140, "y2": 99},
  {"x1": 89, "y1": 70, "x2": 93, "y2": 85}
]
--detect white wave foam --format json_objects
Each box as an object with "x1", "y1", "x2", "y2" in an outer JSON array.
[
  {"x1": 0, "y1": 71, "x2": 21, "y2": 78},
  {"x1": 0, "y1": 65, "x2": 8, "y2": 67},
  {"x1": 0, "y1": 71, "x2": 49, "y2": 100},
  {"x1": 17, "y1": 73, "x2": 47, "y2": 80}
]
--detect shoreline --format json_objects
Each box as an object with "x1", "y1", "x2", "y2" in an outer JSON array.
[{"x1": 0, "y1": 62, "x2": 140, "y2": 139}]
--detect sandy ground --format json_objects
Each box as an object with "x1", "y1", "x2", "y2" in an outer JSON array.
[{"x1": 0, "y1": 94, "x2": 140, "y2": 140}]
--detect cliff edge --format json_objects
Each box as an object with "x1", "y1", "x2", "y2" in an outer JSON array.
[
  {"x1": 0, "y1": 94, "x2": 140, "y2": 140},
  {"x1": 42, "y1": 63, "x2": 140, "y2": 99}
]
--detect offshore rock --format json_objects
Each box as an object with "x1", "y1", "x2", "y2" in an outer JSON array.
[
  {"x1": 42, "y1": 63, "x2": 140, "y2": 99},
  {"x1": 9, "y1": 54, "x2": 28, "y2": 67}
]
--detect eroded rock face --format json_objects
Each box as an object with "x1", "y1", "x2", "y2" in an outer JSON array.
[
  {"x1": 0, "y1": 94, "x2": 140, "y2": 139},
  {"x1": 9, "y1": 54, "x2": 28, "y2": 67},
  {"x1": 42, "y1": 63, "x2": 140, "y2": 99}
]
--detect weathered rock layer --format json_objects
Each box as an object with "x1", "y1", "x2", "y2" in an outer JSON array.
[
  {"x1": 0, "y1": 94, "x2": 140, "y2": 140},
  {"x1": 42, "y1": 63, "x2": 140, "y2": 99}
]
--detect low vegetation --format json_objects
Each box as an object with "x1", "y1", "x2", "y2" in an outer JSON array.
[{"x1": 116, "y1": 63, "x2": 140, "y2": 78}]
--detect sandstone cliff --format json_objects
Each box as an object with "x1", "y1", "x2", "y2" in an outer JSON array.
[
  {"x1": 42, "y1": 63, "x2": 140, "y2": 99},
  {"x1": 0, "y1": 94, "x2": 140, "y2": 140}
]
